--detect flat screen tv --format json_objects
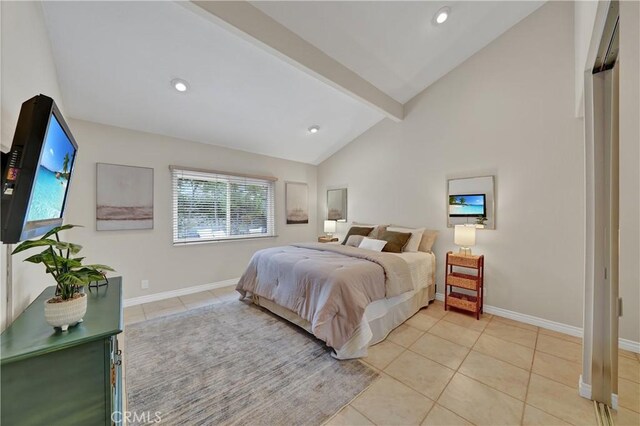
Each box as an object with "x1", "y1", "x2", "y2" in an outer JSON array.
[
  {"x1": 1, "y1": 95, "x2": 78, "y2": 243},
  {"x1": 448, "y1": 194, "x2": 486, "y2": 218}
]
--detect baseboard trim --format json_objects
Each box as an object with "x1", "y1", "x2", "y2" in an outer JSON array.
[
  {"x1": 579, "y1": 375, "x2": 619, "y2": 409},
  {"x1": 619, "y1": 338, "x2": 640, "y2": 353},
  {"x1": 435, "y1": 293, "x2": 639, "y2": 353},
  {"x1": 124, "y1": 278, "x2": 239, "y2": 307}
]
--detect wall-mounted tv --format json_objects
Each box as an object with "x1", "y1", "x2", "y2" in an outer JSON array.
[
  {"x1": 448, "y1": 194, "x2": 486, "y2": 218},
  {"x1": 1, "y1": 95, "x2": 78, "y2": 243}
]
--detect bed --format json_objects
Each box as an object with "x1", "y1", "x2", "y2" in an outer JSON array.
[{"x1": 236, "y1": 228, "x2": 437, "y2": 359}]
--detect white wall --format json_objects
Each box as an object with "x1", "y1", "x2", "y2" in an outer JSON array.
[
  {"x1": 318, "y1": 2, "x2": 588, "y2": 328},
  {"x1": 618, "y1": 0, "x2": 639, "y2": 343},
  {"x1": 1, "y1": 1, "x2": 65, "y2": 151},
  {"x1": 10, "y1": 119, "x2": 318, "y2": 313},
  {"x1": 1, "y1": 1, "x2": 66, "y2": 329},
  {"x1": 1, "y1": 1, "x2": 317, "y2": 322},
  {"x1": 574, "y1": 1, "x2": 600, "y2": 117}
]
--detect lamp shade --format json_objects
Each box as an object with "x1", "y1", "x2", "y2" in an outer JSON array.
[
  {"x1": 324, "y1": 220, "x2": 337, "y2": 233},
  {"x1": 454, "y1": 225, "x2": 476, "y2": 247}
]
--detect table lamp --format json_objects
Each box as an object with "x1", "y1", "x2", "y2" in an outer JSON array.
[
  {"x1": 324, "y1": 220, "x2": 336, "y2": 237},
  {"x1": 454, "y1": 224, "x2": 476, "y2": 256}
]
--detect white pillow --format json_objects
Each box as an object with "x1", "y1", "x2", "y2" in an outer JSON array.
[
  {"x1": 387, "y1": 226, "x2": 425, "y2": 252},
  {"x1": 358, "y1": 237, "x2": 387, "y2": 252}
]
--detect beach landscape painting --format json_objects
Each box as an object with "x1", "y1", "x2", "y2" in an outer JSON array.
[
  {"x1": 448, "y1": 194, "x2": 486, "y2": 216},
  {"x1": 26, "y1": 115, "x2": 76, "y2": 222},
  {"x1": 285, "y1": 182, "x2": 309, "y2": 225},
  {"x1": 96, "y1": 163, "x2": 153, "y2": 231}
]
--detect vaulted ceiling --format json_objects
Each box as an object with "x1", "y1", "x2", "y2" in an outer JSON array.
[
  {"x1": 253, "y1": 1, "x2": 545, "y2": 104},
  {"x1": 42, "y1": 1, "x2": 544, "y2": 164}
]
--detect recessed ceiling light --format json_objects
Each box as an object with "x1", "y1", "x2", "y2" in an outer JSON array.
[
  {"x1": 308, "y1": 125, "x2": 320, "y2": 134},
  {"x1": 434, "y1": 6, "x2": 450, "y2": 25},
  {"x1": 171, "y1": 78, "x2": 189, "y2": 93}
]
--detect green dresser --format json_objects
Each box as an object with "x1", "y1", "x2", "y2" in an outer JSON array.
[{"x1": 1, "y1": 277, "x2": 123, "y2": 426}]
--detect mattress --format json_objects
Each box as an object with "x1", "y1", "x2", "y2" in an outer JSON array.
[{"x1": 389, "y1": 251, "x2": 434, "y2": 291}]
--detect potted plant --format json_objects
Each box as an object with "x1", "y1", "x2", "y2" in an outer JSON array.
[
  {"x1": 12, "y1": 224, "x2": 114, "y2": 331},
  {"x1": 475, "y1": 216, "x2": 488, "y2": 227}
]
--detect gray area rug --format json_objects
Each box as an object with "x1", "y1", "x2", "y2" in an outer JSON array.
[{"x1": 125, "y1": 299, "x2": 378, "y2": 425}]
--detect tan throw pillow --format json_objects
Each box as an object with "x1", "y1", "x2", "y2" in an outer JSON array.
[
  {"x1": 418, "y1": 230, "x2": 439, "y2": 252},
  {"x1": 379, "y1": 230, "x2": 412, "y2": 253},
  {"x1": 341, "y1": 226, "x2": 374, "y2": 245}
]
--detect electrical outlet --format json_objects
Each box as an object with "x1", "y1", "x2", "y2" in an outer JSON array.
[{"x1": 141, "y1": 280, "x2": 149, "y2": 289}]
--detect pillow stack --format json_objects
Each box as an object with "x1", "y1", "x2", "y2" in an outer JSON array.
[{"x1": 341, "y1": 223, "x2": 433, "y2": 253}]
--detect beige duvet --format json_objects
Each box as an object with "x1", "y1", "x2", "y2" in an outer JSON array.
[{"x1": 236, "y1": 243, "x2": 413, "y2": 350}]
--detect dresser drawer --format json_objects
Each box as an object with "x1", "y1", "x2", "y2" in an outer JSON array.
[{"x1": 446, "y1": 272, "x2": 479, "y2": 290}]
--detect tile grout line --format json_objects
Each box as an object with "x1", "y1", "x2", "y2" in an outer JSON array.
[
  {"x1": 421, "y1": 310, "x2": 487, "y2": 426},
  {"x1": 491, "y1": 315, "x2": 539, "y2": 332},
  {"x1": 128, "y1": 294, "x2": 234, "y2": 325},
  {"x1": 384, "y1": 311, "x2": 450, "y2": 426},
  {"x1": 520, "y1": 326, "x2": 539, "y2": 425},
  {"x1": 534, "y1": 345, "x2": 582, "y2": 364},
  {"x1": 523, "y1": 373, "x2": 584, "y2": 426},
  {"x1": 349, "y1": 405, "x2": 377, "y2": 426},
  {"x1": 425, "y1": 320, "x2": 483, "y2": 349},
  {"x1": 324, "y1": 371, "x2": 383, "y2": 426}
]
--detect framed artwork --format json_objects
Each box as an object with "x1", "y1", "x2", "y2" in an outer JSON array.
[
  {"x1": 96, "y1": 163, "x2": 154, "y2": 231},
  {"x1": 285, "y1": 182, "x2": 308, "y2": 225},
  {"x1": 447, "y1": 175, "x2": 495, "y2": 229}
]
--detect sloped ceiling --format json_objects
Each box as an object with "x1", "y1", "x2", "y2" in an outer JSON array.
[
  {"x1": 253, "y1": 1, "x2": 545, "y2": 103},
  {"x1": 42, "y1": 1, "x2": 545, "y2": 164}
]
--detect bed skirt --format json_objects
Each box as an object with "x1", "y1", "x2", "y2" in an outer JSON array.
[{"x1": 250, "y1": 283, "x2": 436, "y2": 359}]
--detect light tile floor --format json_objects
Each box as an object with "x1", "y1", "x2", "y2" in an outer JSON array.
[
  {"x1": 331, "y1": 301, "x2": 640, "y2": 426},
  {"x1": 123, "y1": 285, "x2": 239, "y2": 325},
  {"x1": 123, "y1": 290, "x2": 640, "y2": 426}
]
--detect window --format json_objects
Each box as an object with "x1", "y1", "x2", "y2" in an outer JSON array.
[{"x1": 171, "y1": 166, "x2": 276, "y2": 244}]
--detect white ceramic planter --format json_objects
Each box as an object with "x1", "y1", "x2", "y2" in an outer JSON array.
[{"x1": 44, "y1": 293, "x2": 87, "y2": 331}]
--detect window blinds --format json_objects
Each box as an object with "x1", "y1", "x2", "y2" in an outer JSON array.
[{"x1": 171, "y1": 166, "x2": 276, "y2": 244}]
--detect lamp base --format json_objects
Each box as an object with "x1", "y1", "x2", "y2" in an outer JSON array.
[
  {"x1": 325, "y1": 233, "x2": 333, "y2": 238},
  {"x1": 458, "y1": 247, "x2": 472, "y2": 256}
]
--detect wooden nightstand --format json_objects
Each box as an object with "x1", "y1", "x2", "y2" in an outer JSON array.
[
  {"x1": 318, "y1": 236, "x2": 339, "y2": 243},
  {"x1": 445, "y1": 251, "x2": 485, "y2": 319}
]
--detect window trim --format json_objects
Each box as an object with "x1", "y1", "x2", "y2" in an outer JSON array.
[{"x1": 170, "y1": 166, "x2": 277, "y2": 245}]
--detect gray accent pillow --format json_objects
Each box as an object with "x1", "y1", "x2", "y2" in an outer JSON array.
[{"x1": 345, "y1": 235, "x2": 365, "y2": 247}]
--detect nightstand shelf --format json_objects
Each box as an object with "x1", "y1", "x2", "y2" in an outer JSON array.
[{"x1": 445, "y1": 251, "x2": 484, "y2": 319}]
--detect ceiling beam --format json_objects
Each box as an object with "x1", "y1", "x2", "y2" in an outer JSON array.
[{"x1": 184, "y1": 1, "x2": 404, "y2": 121}]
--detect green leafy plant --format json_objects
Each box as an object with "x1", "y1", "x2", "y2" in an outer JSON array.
[
  {"x1": 12, "y1": 224, "x2": 114, "y2": 301},
  {"x1": 475, "y1": 216, "x2": 488, "y2": 225}
]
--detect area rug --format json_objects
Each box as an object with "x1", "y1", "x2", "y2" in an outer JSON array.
[{"x1": 125, "y1": 299, "x2": 378, "y2": 425}]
